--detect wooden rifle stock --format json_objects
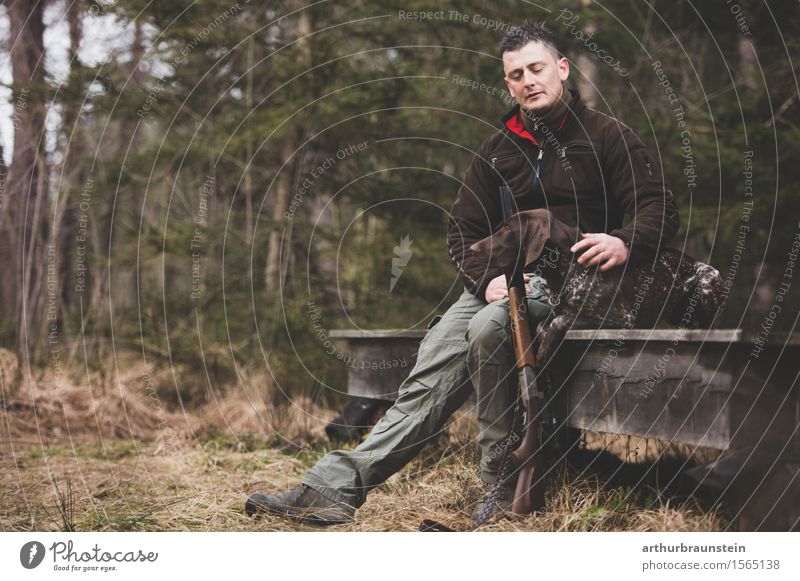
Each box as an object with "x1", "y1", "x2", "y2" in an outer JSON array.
[
  {"x1": 506, "y1": 267, "x2": 547, "y2": 514},
  {"x1": 500, "y1": 186, "x2": 546, "y2": 515}
]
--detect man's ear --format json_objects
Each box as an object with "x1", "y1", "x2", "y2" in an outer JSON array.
[{"x1": 558, "y1": 55, "x2": 569, "y2": 82}]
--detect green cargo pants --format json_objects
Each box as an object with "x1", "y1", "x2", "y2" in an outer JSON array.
[{"x1": 302, "y1": 278, "x2": 552, "y2": 509}]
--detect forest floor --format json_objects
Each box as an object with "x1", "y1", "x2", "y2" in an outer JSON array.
[
  {"x1": 0, "y1": 354, "x2": 725, "y2": 532},
  {"x1": 0, "y1": 436, "x2": 725, "y2": 532},
  {"x1": 0, "y1": 417, "x2": 725, "y2": 532}
]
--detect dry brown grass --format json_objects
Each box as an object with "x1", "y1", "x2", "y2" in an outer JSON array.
[
  {"x1": 0, "y1": 426, "x2": 723, "y2": 532},
  {"x1": 0, "y1": 353, "x2": 724, "y2": 532}
]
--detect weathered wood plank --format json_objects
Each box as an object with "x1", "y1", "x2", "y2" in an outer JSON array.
[
  {"x1": 329, "y1": 333, "x2": 421, "y2": 400},
  {"x1": 330, "y1": 328, "x2": 799, "y2": 455},
  {"x1": 331, "y1": 328, "x2": 743, "y2": 342},
  {"x1": 564, "y1": 328, "x2": 742, "y2": 342},
  {"x1": 329, "y1": 330, "x2": 427, "y2": 339},
  {"x1": 548, "y1": 339, "x2": 736, "y2": 449}
]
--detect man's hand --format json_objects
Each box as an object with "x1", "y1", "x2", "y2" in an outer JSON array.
[
  {"x1": 570, "y1": 233, "x2": 629, "y2": 272},
  {"x1": 484, "y1": 273, "x2": 530, "y2": 302}
]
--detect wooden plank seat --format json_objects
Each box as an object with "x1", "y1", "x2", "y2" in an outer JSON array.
[{"x1": 329, "y1": 328, "x2": 798, "y2": 454}]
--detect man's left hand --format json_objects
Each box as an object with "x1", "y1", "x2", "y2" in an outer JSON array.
[{"x1": 570, "y1": 233, "x2": 628, "y2": 272}]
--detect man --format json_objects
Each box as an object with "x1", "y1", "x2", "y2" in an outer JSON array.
[{"x1": 246, "y1": 23, "x2": 679, "y2": 525}]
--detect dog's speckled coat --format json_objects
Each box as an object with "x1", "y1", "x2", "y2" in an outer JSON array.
[{"x1": 471, "y1": 209, "x2": 726, "y2": 366}]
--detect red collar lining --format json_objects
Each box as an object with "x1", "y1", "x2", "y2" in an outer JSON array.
[{"x1": 504, "y1": 109, "x2": 569, "y2": 145}]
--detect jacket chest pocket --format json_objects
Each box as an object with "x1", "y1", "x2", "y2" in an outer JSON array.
[
  {"x1": 491, "y1": 151, "x2": 535, "y2": 199},
  {"x1": 547, "y1": 143, "x2": 601, "y2": 200}
]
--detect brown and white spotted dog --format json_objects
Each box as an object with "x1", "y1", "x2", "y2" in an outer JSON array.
[{"x1": 470, "y1": 209, "x2": 726, "y2": 367}]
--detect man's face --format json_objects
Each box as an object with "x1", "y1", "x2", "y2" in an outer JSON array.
[{"x1": 503, "y1": 41, "x2": 569, "y2": 115}]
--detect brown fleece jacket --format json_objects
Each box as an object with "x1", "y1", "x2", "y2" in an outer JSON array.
[{"x1": 447, "y1": 89, "x2": 680, "y2": 301}]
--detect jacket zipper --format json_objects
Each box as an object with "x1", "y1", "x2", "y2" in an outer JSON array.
[{"x1": 531, "y1": 148, "x2": 544, "y2": 188}]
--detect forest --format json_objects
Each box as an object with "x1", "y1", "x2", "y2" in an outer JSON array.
[{"x1": 0, "y1": 0, "x2": 798, "y2": 532}]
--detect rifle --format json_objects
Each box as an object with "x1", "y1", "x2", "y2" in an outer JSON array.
[
  {"x1": 499, "y1": 185, "x2": 547, "y2": 515},
  {"x1": 420, "y1": 187, "x2": 548, "y2": 532}
]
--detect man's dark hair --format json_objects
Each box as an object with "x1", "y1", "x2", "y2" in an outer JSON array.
[{"x1": 500, "y1": 23, "x2": 561, "y2": 58}]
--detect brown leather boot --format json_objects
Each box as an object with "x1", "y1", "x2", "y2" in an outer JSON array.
[{"x1": 245, "y1": 484, "x2": 355, "y2": 526}]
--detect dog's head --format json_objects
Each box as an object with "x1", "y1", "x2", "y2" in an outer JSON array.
[{"x1": 470, "y1": 209, "x2": 579, "y2": 273}]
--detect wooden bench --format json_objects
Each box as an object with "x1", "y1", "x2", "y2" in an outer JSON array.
[
  {"x1": 330, "y1": 327, "x2": 798, "y2": 452},
  {"x1": 330, "y1": 327, "x2": 800, "y2": 529}
]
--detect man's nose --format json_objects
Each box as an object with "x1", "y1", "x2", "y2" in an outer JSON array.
[{"x1": 523, "y1": 69, "x2": 537, "y2": 85}]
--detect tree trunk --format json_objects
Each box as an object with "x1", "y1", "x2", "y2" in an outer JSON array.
[
  {"x1": 575, "y1": 2, "x2": 598, "y2": 108},
  {"x1": 0, "y1": 143, "x2": 11, "y2": 325},
  {"x1": 738, "y1": 36, "x2": 757, "y2": 91},
  {"x1": 264, "y1": 10, "x2": 311, "y2": 295},
  {"x1": 245, "y1": 36, "x2": 255, "y2": 244},
  {"x1": 52, "y1": 0, "x2": 85, "y2": 340},
  {"x1": 265, "y1": 132, "x2": 299, "y2": 295},
  {"x1": 5, "y1": 0, "x2": 47, "y2": 363}
]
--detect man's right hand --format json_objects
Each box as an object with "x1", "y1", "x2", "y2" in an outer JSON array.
[{"x1": 484, "y1": 273, "x2": 530, "y2": 302}]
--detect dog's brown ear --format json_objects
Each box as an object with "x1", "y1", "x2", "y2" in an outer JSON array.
[{"x1": 518, "y1": 210, "x2": 552, "y2": 267}]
